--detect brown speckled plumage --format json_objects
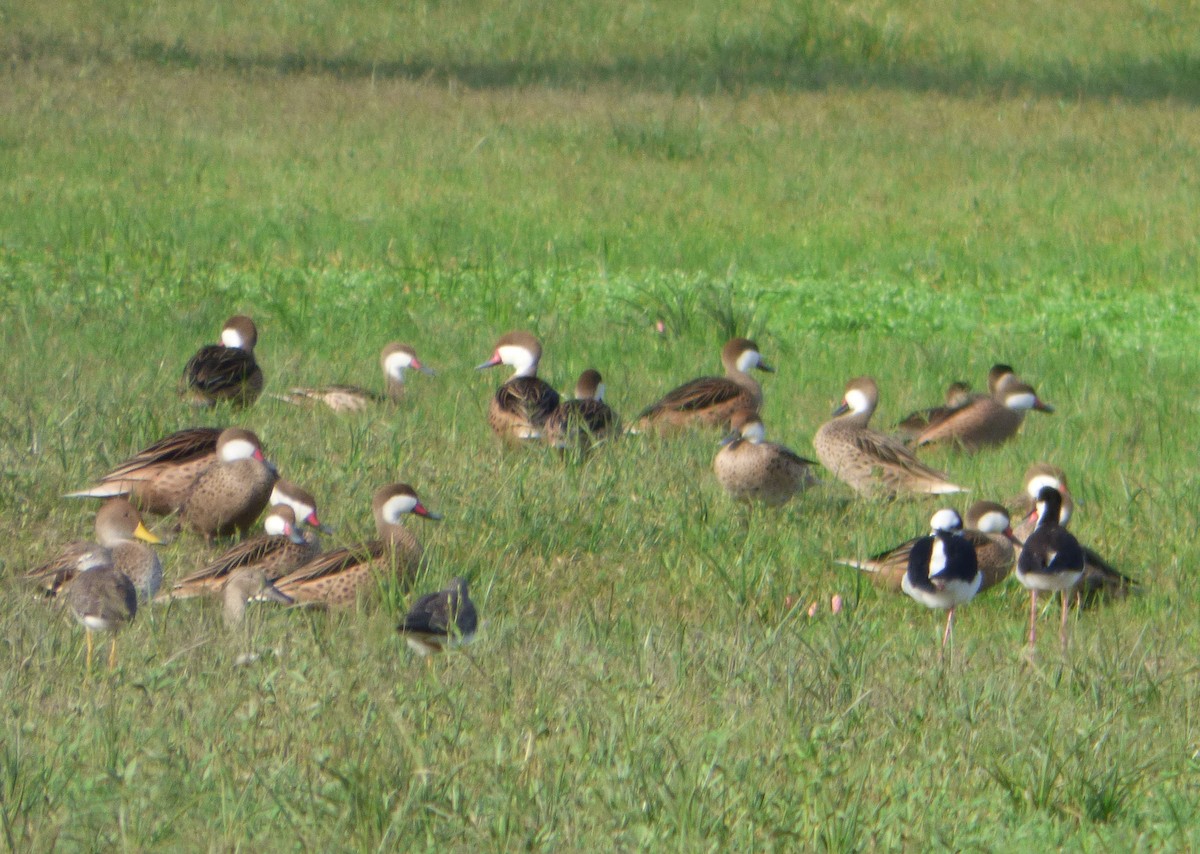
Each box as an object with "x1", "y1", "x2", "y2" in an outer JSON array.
[
  {"x1": 713, "y1": 411, "x2": 817, "y2": 507},
  {"x1": 634, "y1": 338, "x2": 773, "y2": 433},
  {"x1": 177, "y1": 429, "x2": 277, "y2": 541},
  {"x1": 813, "y1": 377, "x2": 966, "y2": 498},
  {"x1": 276, "y1": 342, "x2": 434, "y2": 412},
  {"x1": 275, "y1": 483, "x2": 439, "y2": 608},
  {"x1": 915, "y1": 372, "x2": 1054, "y2": 451},
  {"x1": 164, "y1": 505, "x2": 319, "y2": 600},
  {"x1": 66, "y1": 427, "x2": 222, "y2": 515}
]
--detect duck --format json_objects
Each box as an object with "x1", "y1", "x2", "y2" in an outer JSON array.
[
  {"x1": 896, "y1": 364, "x2": 1017, "y2": 441},
  {"x1": 162, "y1": 504, "x2": 317, "y2": 600},
  {"x1": 177, "y1": 428, "x2": 278, "y2": 542},
  {"x1": 269, "y1": 479, "x2": 332, "y2": 533},
  {"x1": 713, "y1": 409, "x2": 817, "y2": 507},
  {"x1": 1016, "y1": 486, "x2": 1085, "y2": 650},
  {"x1": 222, "y1": 568, "x2": 294, "y2": 628},
  {"x1": 477, "y1": 332, "x2": 561, "y2": 442},
  {"x1": 65, "y1": 426, "x2": 223, "y2": 515},
  {"x1": 894, "y1": 381, "x2": 974, "y2": 441},
  {"x1": 274, "y1": 483, "x2": 441, "y2": 608},
  {"x1": 398, "y1": 577, "x2": 478, "y2": 655},
  {"x1": 901, "y1": 508, "x2": 982, "y2": 654},
  {"x1": 813, "y1": 377, "x2": 967, "y2": 498},
  {"x1": 181, "y1": 315, "x2": 264, "y2": 408},
  {"x1": 1008, "y1": 463, "x2": 1136, "y2": 602},
  {"x1": 66, "y1": 545, "x2": 137, "y2": 672},
  {"x1": 543, "y1": 369, "x2": 620, "y2": 451},
  {"x1": 633, "y1": 337, "x2": 774, "y2": 433},
  {"x1": 913, "y1": 371, "x2": 1055, "y2": 451},
  {"x1": 27, "y1": 499, "x2": 163, "y2": 601},
  {"x1": 275, "y1": 342, "x2": 434, "y2": 413},
  {"x1": 837, "y1": 500, "x2": 1018, "y2": 593}
]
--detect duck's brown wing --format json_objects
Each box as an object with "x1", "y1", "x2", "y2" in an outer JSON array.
[
  {"x1": 497, "y1": 378, "x2": 561, "y2": 427},
  {"x1": 851, "y1": 431, "x2": 951, "y2": 479},
  {"x1": 896, "y1": 404, "x2": 960, "y2": 440},
  {"x1": 173, "y1": 535, "x2": 291, "y2": 587},
  {"x1": 275, "y1": 541, "x2": 384, "y2": 587},
  {"x1": 557, "y1": 399, "x2": 620, "y2": 434},
  {"x1": 183, "y1": 345, "x2": 258, "y2": 397},
  {"x1": 101, "y1": 428, "x2": 222, "y2": 482},
  {"x1": 637, "y1": 377, "x2": 742, "y2": 419},
  {"x1": 278, "y1": 385, "x2": 383, "y2": 410},
  {"x1": 774, "y1": 445, "x2": 819, "y2": 468},
  {"x1": 24, "y1": 541, "x2": 94, "y2": 597}
]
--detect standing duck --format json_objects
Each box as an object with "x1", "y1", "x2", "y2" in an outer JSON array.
[
  {"x1": 276, "y1": 342, "x2": 435, "y2": 413},
  {"x1": 181, "y1": 315, "x2": 264, "y2": 408},
  {"x1": 177, "y1": 428, "x2": 278, "y2": 542},
  {"x1": 543, "y1": 369, "x2": 620, "y2": 451},
  {"x1": 477, "y1": 332, "x2": 561, "y2": 442},
  {"x1": 66, "y1": 426, "x2": 222, "y2": 516},
  {"x1": 633, "y1": 337, "x2": 774, "y2": 433},
  {"x1": 275, "y1": 483, "x2": 441, "y2": 608},
  {"x1": 713, "y1": 409, "x2": 817, "y2": 507},
  {"x1": 813, "y1": 377, "x2": 966, "y2": 498}
]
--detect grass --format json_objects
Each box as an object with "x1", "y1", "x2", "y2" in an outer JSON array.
[{"x1": 2, "y1": 0, "x2": 1200, "y2": 848}]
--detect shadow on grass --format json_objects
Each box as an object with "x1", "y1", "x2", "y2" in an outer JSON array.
[{"x1": 8, "y1": 31, "x2": 1200, "y2": 105}]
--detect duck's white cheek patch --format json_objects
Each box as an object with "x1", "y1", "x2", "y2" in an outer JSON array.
[
  {"x1": 1005, "y1": 392, "x2": 1037, "y2": 411},
  {"x1": 594, "y1": 383, "x2": 607, "y2": 402},
  {"x1": 976, "y1": 511, "x2": 1008, "y2": 533},
  {"x1": 221, "y1": 439, "x2": 257, "y2": 461},
  {"x1": 743, "y1": 422, "x2": 766, "y2": 443},
  {"x1": 736, "y1": 350, "x2": 762, "y2": 372},
  {"x1": 384, "y1": 352, "x2": 412, "y2": 377},
  {"x1": 1027, "y1": 475, "x2": 1063, "y2": 498},
  {"x1": 844, "y1": 389, "x2": 870, "y2": 413},
  {"x1": 221, "y1": 330, "x2": 245, "y2": 348},
  {"x1": 382, "y1": 494, "x2": 418, "y2": 521},
  {"x1": 497, "y1": 345, "x2": 534, "y2": 373},
  {"x1": 264, "y1": 514, "x2": 289, "y2": 536}
]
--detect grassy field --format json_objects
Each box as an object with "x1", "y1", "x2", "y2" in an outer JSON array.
[{"x1": 3, "y1": 1, "x2": 1200, "y2": 849}]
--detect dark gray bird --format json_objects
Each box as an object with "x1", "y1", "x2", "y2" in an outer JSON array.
[
  {"x1": 67, "y1": 545, "x2": 138, "y2": 672},
  {"x1": 398, "y1": 577, "x2": 478, "y2": 656}
]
